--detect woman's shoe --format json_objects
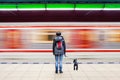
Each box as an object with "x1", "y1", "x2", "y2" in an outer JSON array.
[
  {"x1": 55, "y1": 70, "x2": 58, "y2": 73},
  {"x1": 60, "y1": 70, "x2": 63, "y2": 73}
]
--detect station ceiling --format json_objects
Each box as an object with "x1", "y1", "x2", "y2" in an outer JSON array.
[{"x1": 0, "y1": 10, "x2": 120, "y2": 22}]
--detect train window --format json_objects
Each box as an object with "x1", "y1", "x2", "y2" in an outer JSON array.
[
  {"x1": 107, "y1": 30, "x2": 120, "y2": 42},
  {"x1": 47, "y1": 31, "x2": 55, "y2": 41},
  {"x1": 31, "y1": 30, "x2": 57, "y2": 43}
]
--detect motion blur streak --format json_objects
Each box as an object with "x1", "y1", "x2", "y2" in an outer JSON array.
[{"x1": 0, "y1": 28, "x2": 120, "y2": 49}]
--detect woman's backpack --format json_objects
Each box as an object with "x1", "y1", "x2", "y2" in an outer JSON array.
[{"x1": 54, "y1": 36, "x2": 64, "y2": 56}]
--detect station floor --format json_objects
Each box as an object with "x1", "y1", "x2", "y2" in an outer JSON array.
[
  {"x1": 0, "y1": 64, "x2": 120, "y2": 80},
  {"x1": 0, "y1": 52, "x2": 120, "y2": 80},
  {"x1": 0, "y1": 52, "x2": 120, "y2": 64}
]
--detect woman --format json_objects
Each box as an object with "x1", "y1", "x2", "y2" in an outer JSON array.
[{"x1": 53, "y1": 32, "x2": 66, "y2": 73}]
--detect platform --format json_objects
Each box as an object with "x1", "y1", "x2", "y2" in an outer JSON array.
[
  {"x1": 0, "y1": 52, "x2": 120, "y2": 64},
  {"x1": 0, "y1": 64, "x2": 120, "y2": 80},
  {"x1": 0, "y1": 52, "x2": 120, "y2": 80}
]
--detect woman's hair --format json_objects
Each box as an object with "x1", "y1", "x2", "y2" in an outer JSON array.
[{"x1": 56, "y1": 32, "x2": 61, "y2": 36}]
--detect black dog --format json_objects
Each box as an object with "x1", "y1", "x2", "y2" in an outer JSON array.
[{"x1": 73, "y1": 59, "x2": 78, "y2": 70}]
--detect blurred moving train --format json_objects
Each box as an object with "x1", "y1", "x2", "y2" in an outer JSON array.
[{"x1": 0, "y1": 22, "x2": 120, "y2": 52}]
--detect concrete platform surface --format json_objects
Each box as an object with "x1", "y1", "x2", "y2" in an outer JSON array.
[
  {"x1": 0, "y1": 52, "x2": 120, "y2": 64},
  {"x1": 0, "y1": 64, "x2": 120, "y2": 80}
]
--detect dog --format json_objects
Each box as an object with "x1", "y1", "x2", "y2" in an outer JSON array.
[{"x1": 73, "y1": 59, "x2": 78, "y2": 70}]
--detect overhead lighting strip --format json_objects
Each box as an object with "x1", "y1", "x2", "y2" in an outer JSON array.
[{"x1": 0, "y1": 4, "x2": 120, "y2": 11}]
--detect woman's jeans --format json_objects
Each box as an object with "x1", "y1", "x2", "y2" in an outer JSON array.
[{"x1": 55, "y1": 55, "x2": 63, "y2": 71}]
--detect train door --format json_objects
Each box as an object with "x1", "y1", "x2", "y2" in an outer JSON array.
[
  {"x1": 4, "y1": 29, "x2": 22, "y2": 49},
  {"x1": 70, "y1": 29, "x2": 96, "y2": 48}
]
